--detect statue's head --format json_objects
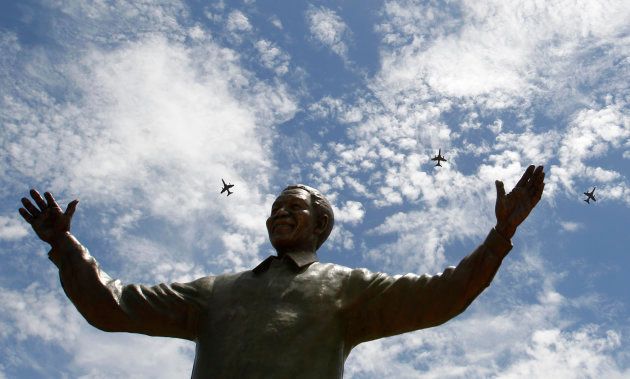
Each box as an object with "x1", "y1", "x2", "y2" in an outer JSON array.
[{"x1": 266, "y1": 184, "x2": 334, "y2": 254}]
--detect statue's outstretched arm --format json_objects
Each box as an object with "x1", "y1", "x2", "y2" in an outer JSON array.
[
  {"x1": 19, "y1": 190, "x2": 204, "y2": 340},
  {"x1": 343, "y1": 166, "x2": 545, "y2": 346}
]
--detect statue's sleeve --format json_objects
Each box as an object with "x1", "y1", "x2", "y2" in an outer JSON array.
[
  {"x1": 48, "y1": 233, "x2": 208, "y2": 341},
  {"x1": 342, "y1": 228, "x2": 512, "y2": 347}
]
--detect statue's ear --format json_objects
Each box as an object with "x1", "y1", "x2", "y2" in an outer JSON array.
[{"x1": 314, "y1": 214, "x2": 329, "y2": 235}]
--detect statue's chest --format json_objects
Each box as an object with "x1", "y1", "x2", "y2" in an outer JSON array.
[{"x1": 205, "y1": 263, "x2": 343, "y2": 336}]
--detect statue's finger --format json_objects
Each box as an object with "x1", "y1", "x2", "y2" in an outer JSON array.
[
  {"x1": 524, "y1": 166, "x2": 544, "y2": 194},
  {"x1": 21, "y1": 197, "x2": 40, "y2": 216},
  {"x1": 65, "y1": 200, "x2": 79, "y2": 218},
  {"x1": 529, "y1": 170, "x2": 545, "y2": 195},
  {"x1": 30, "y1": 189, "x2": 47, "y2": 211},
  {"x1": 495, "y1": 180, "x2": 506, "y2": 199},
  {"x1": 531, "y1": 166, "x2": 544, "y2": 185},
  {"x1": 532, "y1": 169, "x2": 545, "y2": 191},
  {"x1": 44, "y1": 192, "x2": 60, "y2": 209},
  {"x1": 18, "y1": 208, "x2": 33, "y2": 223},
  {"x1": 516, "y1": 165, "x2": 535, "y2": 188}
]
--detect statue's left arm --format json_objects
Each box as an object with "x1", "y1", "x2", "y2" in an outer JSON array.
[
  {"x1": 343, "y1": 165, "x2": 545, "y2": 346},
  {"x1": 19, "y1": 189, "x2": 206, "y2": 340}
]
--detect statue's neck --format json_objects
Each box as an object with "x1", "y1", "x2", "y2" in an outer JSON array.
[{"x1": 277, "y1": 249, "x2": 315, "y2": 258}]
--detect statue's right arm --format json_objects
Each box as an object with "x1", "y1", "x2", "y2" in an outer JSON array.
[
  {"x1": 48, "y1": 232, "x2": 205, "y2": 340},
  {"x1": 19, "y1": 190, "x2": 206, "y2": 341}
]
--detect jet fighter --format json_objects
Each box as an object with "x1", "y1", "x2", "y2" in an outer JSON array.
[
  {"x1": 583, "y1": 187, "x2": 596, "y2": 204},
  {"x1": 431, "y1": 149, "x2": 447, "y2": 167},
  {"x1": 221, "y1": 179, "x2": 235, "y2": 196}
]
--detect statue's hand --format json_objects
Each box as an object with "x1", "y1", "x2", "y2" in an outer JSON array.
[
  {"x1": 19, "y1": 189, "x2": 79, "y2": 246},
  {"x1": 494, "y1": 165, "x2": 545, "y2": 239}
]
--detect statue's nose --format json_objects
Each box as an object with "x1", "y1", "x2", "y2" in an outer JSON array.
[
  {"x1": 270, "y1": 206, "x2": 290, "y2": 219},
  {"x1": 275, "y1": 207, "x2": 290, "y2": 217}
]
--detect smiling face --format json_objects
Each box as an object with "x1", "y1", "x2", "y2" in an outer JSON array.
[{"x1": 266, "y1": 188, "x2": 320, "y2": 255}]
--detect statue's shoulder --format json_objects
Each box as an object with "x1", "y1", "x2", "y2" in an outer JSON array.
[
  {"x1": 183, "y1": 275, "x2": 216, "y2": 292},
  {"x1": 181, "y1": 270, "x2": 252, "y2": 295},
  {"x1": 311, "y1": 261, "x2": 347, "y2": 269},
  {"x1": 308, "y1": 262, "x2": 355, "y2": 278},
  {"x1": 312, "y1": 261, "x2": 373, "y2": 274}
]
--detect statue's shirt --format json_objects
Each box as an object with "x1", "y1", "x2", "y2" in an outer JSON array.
[{"x1": 49, "y1": 230, "x2": 511, "y2": 378}]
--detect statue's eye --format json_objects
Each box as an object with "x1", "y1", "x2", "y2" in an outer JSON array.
[{"x1": 291, "y1": 204, "x2": 302, "y2": 211}]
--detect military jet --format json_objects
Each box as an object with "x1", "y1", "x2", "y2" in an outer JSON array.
[
  {"x1": 221, "y1": 179, "x2": 235, "y2": 196},
  {"x1": 583, "y1": 187, "x2": 596, "y2": 204},
  {"x1": 431, "y1": 149, "x2": 447, "y2": 167}
]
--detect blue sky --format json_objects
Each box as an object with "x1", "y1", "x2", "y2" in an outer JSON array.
[{"x1": 1, "y1": 1, "x2": 629, "y2": 378}]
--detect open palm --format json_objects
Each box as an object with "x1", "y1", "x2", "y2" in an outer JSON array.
[
  {"x1": 495, "y1": 165, "x2": 545, "y2": 239},
  {"x1": 19, "y1": 189, "x2": 79, "y2": 245}
]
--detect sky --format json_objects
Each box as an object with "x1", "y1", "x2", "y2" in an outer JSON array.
[{"x1": 0, "y1": 0, "x2": 628, "y2": 378}]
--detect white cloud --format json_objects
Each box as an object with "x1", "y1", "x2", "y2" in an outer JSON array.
[
  {"x1": 0, "y1": 282, "x2": 195, "y2": 378},
  {"x1": 269, "y1": 15, "x2": 283, "y2": 30},
  {"x1": 500, "y1": 327, "x2": 625, "y2": 379},
  {"x1": 226, "y1": 10, "x2": 252, "y2": 33},
  {"x1": 489, "y1": 119, "x2": 503, "y2": 134},
  {"x1": 366, "y1": 188, "x2": 494, "y2": 274},
  {"x1": 0, "y1": 284, "x2": 82, "y2": 344},
  {"x1": 255, "y1": 39, "x2": 290, "y2": 75},
  {"x1": 551, "y1": 103, "x2": 629, "y2": 198},
  {"x1": 42, "y1": 0, "x2": 188, "y2": 43},
  {"x1": 187, "y1": 25, "x2": 206, "y2": 40},
  {"x1": 69, "y1": 332, "x2": 194, "y2": 378},
  {"x1": 0, "y1": 216, "x2": 29, "y2": 241},
  {"x1": 306, "y1": 6, "x2": 352, "y2": 62},
  {"x1": 334, "y1": 200, "x2": 365, "y2": 225},
  {"x1": 309, "y1": 96, "x2": 365, "y2": 123},
  {"x1": 559, "y1": 221, "x2": 582, "y2": 233},
  {"x1": 599, "y1": 184, "x2": 630, "y2": 206},
  {"x1": 327, "y1": 224, "x2": 356, "y2": 251},
  {"x1": 493, "y1": 131, "x2": 560, "y2": 166},
  {"x1": 376, "y1": 0, "x2": 630, "y2": 103}
]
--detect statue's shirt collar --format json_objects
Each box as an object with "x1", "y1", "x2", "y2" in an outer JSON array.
[{"x1": 252, "y1": 251, "x2": 318, "y2": 275}]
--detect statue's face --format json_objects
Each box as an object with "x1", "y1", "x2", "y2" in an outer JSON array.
[{"x1": 266, "y1": 188, "x2": 318, "y2": 253}]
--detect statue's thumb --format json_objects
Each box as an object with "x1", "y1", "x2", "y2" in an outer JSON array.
[
  {"x1": 65, "y1": 200, "x2": 79, "y2": 218},
  {"x1": 495, "y1": 180, "x2": 506, "y2": 199}
]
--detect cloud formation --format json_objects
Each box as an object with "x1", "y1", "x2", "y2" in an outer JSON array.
[{"x1": 306, "y1": 6, "x2": 352, "y2": 62}]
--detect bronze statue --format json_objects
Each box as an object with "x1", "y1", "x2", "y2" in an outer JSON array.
[{"x1": 19, "y1": 165, "x2": 545, "y2": 378}]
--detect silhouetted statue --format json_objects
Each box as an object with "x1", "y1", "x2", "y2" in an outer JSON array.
[{"x1": 20, "y1": 166, "x2": 545, "y2": 378}]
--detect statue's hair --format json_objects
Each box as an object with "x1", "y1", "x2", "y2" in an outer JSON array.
[{"x1": 282, "y1": 184, "x2": 334, "y2": 251}]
